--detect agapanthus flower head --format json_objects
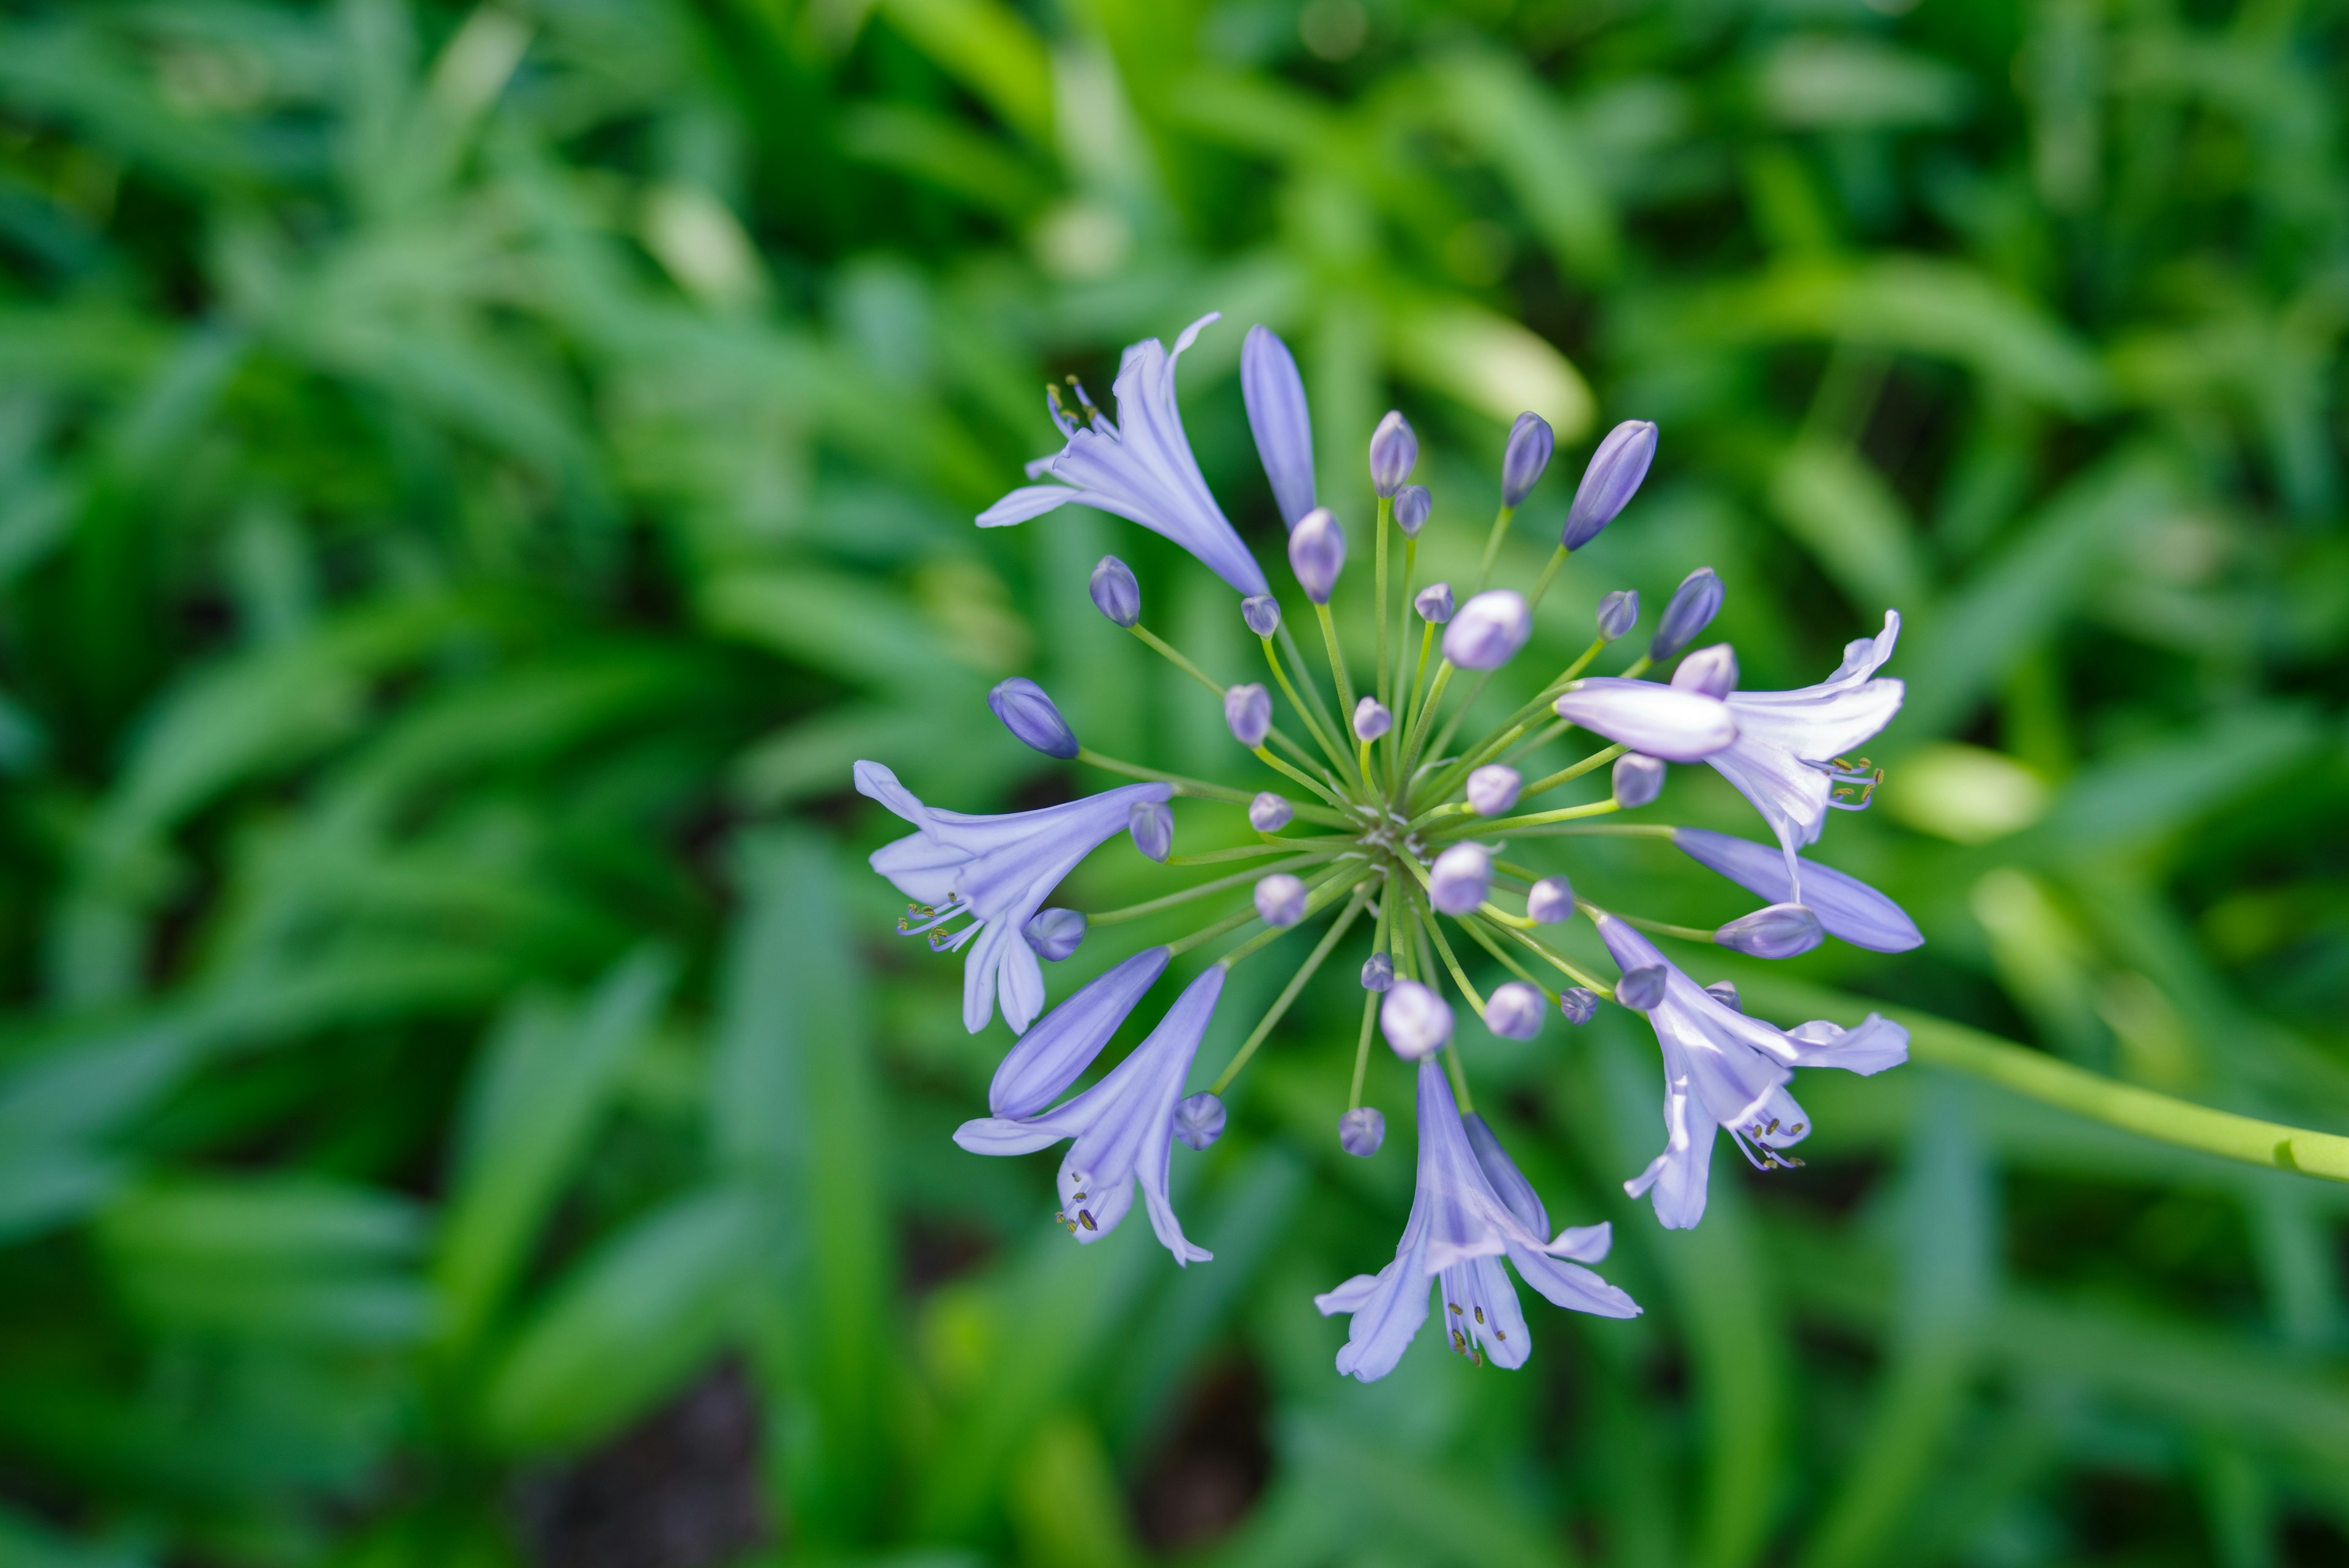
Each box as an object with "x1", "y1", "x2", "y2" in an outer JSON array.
[
  {"x1": 1290, "y1": 507, "x2": 1346, "y2": 603},
  {"x1": 988, "y1": 677, "x2": 1080, "y2": 759},
  {"x1": 878, "y1": 322, "x2": 1913, "y2": 1381},
  {"x1": 1394, "y1": 484, "x2": 1431, "y2": 537},
  {"x1": 1502, "y1": 412, "x2": 1556, "y2": 507},
  {"x1": 1023, "y1": 907, "x2": 1087, "y2": 961},
  {"x1": 981, "y1": 313, "x2": 1267, "y2": 596},
  {"x1": 1562, "y1": 418, "x2": 1658, "y2": 551},
  {"x1": 1249, "y1": 792, "x2": 1294, "y2": 832},
  {"x1": 1370, "y1": 411, "x2": 1418, "y2": 497},
  {"x1": 1090, "y1": 556, "x2": 1140, "y2": 627},
  {"x1": 1242, "y1": 324, "x2": 1316, "y2": 529},
  {"x1": 1443, "y1": 590, "x2": 1531, "y2": 669},
  {"x1": 1652, "y1": 566, "x2": 1723, "y2": 659}
]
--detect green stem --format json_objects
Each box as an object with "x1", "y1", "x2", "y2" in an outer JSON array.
[
  {"x1": 1167, "y1": 839, "x2": 1351, "y2": 866},
  {"x1": 1210, "y1": 888, "x2": 1370, "y2": 1093},
  {"x1": 1275, "y1": 619, "x2": 1346, "y2": 759},
  {"x1": 1253, "y1": 745, "x2": 1353, "y2": 811},
  {"x1": 1423, "y1": 669, "x2": 1494, "y2": 770},
  {"x1": 1261, "y1": 634, "x2": 1354, "y2": 781},
  {"x1": 1375, "y1": 494, "x2": 1392, "y2": 713},
  {"x1": 1423, "y1": 916, "x2": 1484, "y2": 1014},
  {"x1": 1526, "y1": 544, "x2": 1569, "y2": 611},
  {"x1": 1217, "y1": 863, "x2": 1368, "y2": 968},
  {"x1": 1165, "y1": 902, "x2": 1264, "y2": 959},
  {"x1": 1444, "y1": 1041, "x2": 1475, "y2": 1113},
  {"x1": 1614, "y1": 912, "x2": 1716, "y2": 943},
  {"x1": 1474, "y1": 502, "x2": 1516, "y2": 592},
  {"x1": 1314, "y1": 602, "x2": 1359, "y2": 752},
  {"x1": 1349, "y1": 989, "x2": 1379, "y2": 1110},
  {"x1": 1450, "y1": 798, "x2": 1620, "y2": 836},
  {"x1": 1618, "y1": 653, "x2": 1653, "y2": 680},
  {"x1": 1075, "y1": 748, "x2": 1250, "y2": 803},
  {"x1": 1515, "y1": 743, "x2": 1627, "y2": 804},
  {"x1": 1457, "y1": 913, "x2": 1554, "y2": 1001},
  {"x1": 1401, "y1": 659, "x2": 1455, "y2": 775},
  {"x1": 1490, "y1": 920, "x2": 1615, "y2": 997},
  {"x1": 1088, "y1": 852, "x2": 1334, "y2": 926}
]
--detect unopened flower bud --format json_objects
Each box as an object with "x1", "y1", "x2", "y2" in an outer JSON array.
[
  {"x1": 1339, "y1": 1105, "x2": 1386, "y2": 1156},
  {"x1": 1254, "y1": 872, "x2": 1307, "y2": 927},
  {"x1": 1023, "y1": 907, "x2": 1086, "y2": 961},
  {"x1": 1353, "y1": 697, "x2": 1392, "y2": 741},
  {"x1": 1705, "y1": 980, "x2": 1742, "y2": 1012},
  {"x1": 1562, "y1": 419, "x2": 1658, "y2": 551},
  {"x1": 1289, "y1": 507, "x2": 1345, "y2": 603},
  {"x1": 1716, "y1": 902, "x2": 1825, "y2": 959},
  {"x1": 1596, "y1": 589, "x2": 1639, "y2": 641},
  {"x1": 1129, "y1": 800, "x2": 1173, "y2": 861},
  {"x1": 1501, "y1": 412, "x2": 1555, "y2": 507},
  {"x1": 1527, "y1": 876, "x2": 1576, "y2": 924},
  {"x1": 1671, "y1": 643, "x2": 1738, "y2": 700},
  {"x1": 1242, "y1": 324, "x2": 1316, "y2": 529},
  {"x1": 1381, "y1": 979, "x2": 1453, "y2": 1060},
  {"x1": 1612, "y1": 752, "x2": 1664, "y2": 809},
  {"x1": 1249, "y1": 792, "x2": 1293, "y2": 832},
  {"x1": 1558, "y1": 986, "x2": 1597, "y2": 1025},
  {"x1": 1652, "y1": 567, "x2": 1723, "y2": 659},
  {"x1": 987, "y1": 677, "x2": 1079, "y2": 759},
  {"x1": 1241, "y1": 593, "x2": 1282, "y2": 637},
  {"x1": 1442, "y1": 590, "x2": 1531, "y2": 670},
  {"x1": 1428, "y1": 842, "x2": 1491, "y2": 915},
  {"x1": 1360, "y1": 951, "x2": 1394, "y2": 992},
  {"x1": 1393, "y1": 485, "x2": 1431, "y2": 537},
  {"x1": 1225, "y1": 683, "x2": 1272, "y2": 748},
  {"x1": 1415, "y1": 582, "x2": 1455, "y2": 624},
  {"x1": 1090, "y1": 556, "x2": 1140, "y2": 627},
  {"x1": 1485, "y1": 981, "x2": 1545, "y2": 1040},
  {"x1": 1466, "y1": 765, "x2": 1521, "y2": 817},
  {"x1": 1173, "y1": 1091, "x2": 1226, "y2": 1151},
  {"x1": 1615, "y1": 965, "x2": 1667, "y2": 1011},
  {"x1": 1370, "y1": 411, "x2": 1417, "y2": 497}
]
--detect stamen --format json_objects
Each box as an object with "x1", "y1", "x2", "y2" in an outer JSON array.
[{"x1": 1824, "y1": 755, "x2": 1883, "y2": 811}]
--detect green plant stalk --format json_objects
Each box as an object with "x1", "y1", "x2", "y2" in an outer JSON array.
[
  {"x1": 1252, "y1": 744, "x2": 1353, "y2": 811},
  {"x1": 1526, "y1": 544, "x2": 1569, "y2": 610},
  {"x1": 1314, "y1": 603, "x2": 1359, "y2": 760},
  {"x1": 1261, "y1": 633, "x2": 1356, "y2": 781},
  {"x1": 1455, "y1": 912, "x2": 1554, "y2": 1002},
  {"x1": 1077, "y1": 748, "x2": 1351, "y2": 827},
  {"x1": 1128, "y1": 620, "x2": 1324, "y2": 775},
  {"x1": 1275, "y1": 619, "x2": 1348, "y2": 760},
  {"x1": 1089, "y1": 850, "x2": 1335, "y2": 925},
  {"x1": 1474, "y1": 502, "x2": 1515, "y2": 592},
  {"x1": 1211, "y1": 886, "x2": 1370, "y2": 1093},
  {"x1": 1374, "y1": 492, "x2": 1391, "y2": 713}
]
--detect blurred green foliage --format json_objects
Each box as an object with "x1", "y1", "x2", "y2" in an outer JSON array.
[{"x1": 2, "y1": 1, "x2": 2347, "y2": 1565}]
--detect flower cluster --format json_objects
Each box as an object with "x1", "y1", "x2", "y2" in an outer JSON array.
[{"x1": 861, "y1": 313, "x2": 1920, "y2": 1381}]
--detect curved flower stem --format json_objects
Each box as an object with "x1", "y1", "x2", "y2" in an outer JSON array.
[
  {"x1": 1348, "y1": 989, "x2": 1379, "y2": 1110},
  {"x1": 1253, "y1": 745, "x2": 1353, "y2": 811},
  {"x1": 1514, "y1": 743, "x2": 1627, "y2": 805},
  {"x1": 1456, "y1": 913, "x2": 1554, "y2": 1002},
  {"x1": 1520, "y1": 821, "x2": 1678, "y2": 840},
  {"x1": 1209, "y1": 885, "x2": 1371, "y2": 1094},
  {"x1": 1526, "y1": 544, "x2": 1569, "y2": 611},
  {"x1": 1390, "y1": 538, "x2": 1418, "y2": 774},
  {"x1": 1169, "y1": 861, "x2": 1359, "y2": 959},
  {"x1": 1488, "y1": 920, "x2": 1616, "y2": 998},
  {"x1": 1274, "y1": 620, "x2": 1348, "y2": 761},
  {"x1": 1217, "y1": 863, "x2": 1370, "y2": 968},
  {"x1": 1400, "y1": 659, "x2": 1455, "y2": 777},
  {"x1": 1417, "y1": 638, "x2": 1612, "y2": 804},
  {"x1": 1732, "y1": 974, "x2": 2349, "y2": 1186},
  {"x1": 1128, "y1": 620, "x2": 1327, "y2": 776},
  {"x1": 1612, "y1": 912, "x2": 1716, "y2": 943},
  {"x1": 1261, "y1": 633, "x2": 1354, "y2": 781},
  {"x1": 1471, "y1": 900, "x2": 1537, "y2": 931},
  {"x1": 1374, "y1": 494, "x2": 1392, "y2": 712},
  {"x1": 1168, "y1": 838, "x2": 1354, "y2": 866},
  {"x1": 1474, "y1": 502, "x2": 1516, "y2": 592},
  {"x1": 1423, "y1": 916, "x2": 1485, "y2": 1015},
  {"x1": 1313, "y1": 604, "x2": 1360, "y2": 754},
  {"x1": 1089, "y1": 851, "x2": 1335, "y2": 926},
  {"x1": 1077, "y1": 748, "x2": 1351, "y2": 827},
  {"x1": 1499, "y1": 719, "x2": 1575, "y2": 766},
  {"x1": 1449, "y1": 798, "x2": 1621, "y2": 836},
  {"x1": 1444, "y1": 1042, "x2": 1476, "y2": 1113}
]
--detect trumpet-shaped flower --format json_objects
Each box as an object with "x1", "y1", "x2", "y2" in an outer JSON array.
[
  {"x1": 1672, "y1": 828, "x2": 1923, "y2": 953},
  {"x1": 1704, "y1": 611, "x2": 1905, "y2": 888},
  {"x1": 1595, "y1": 913, "x2": 1909, "y2": 1230},
  {"x1": 979, "y1": 314, "x2": 1268, "y2": 596},
  {"x1": 1315, "y1": 1060, "x2": 1638, "y2": 1380},
  {"x1": 1554, "y1": 678, "x2": 1737, "y2": 762},
  {"x1": 988, "y1": 946, "x2": 1171, "y2": 1118},
  {"x1": 858, "y1": 760, "x2": 1172, "y2": 1035},
  {"x1": 955, "y1": 965, "x2": 1226, "y2": 1266}
]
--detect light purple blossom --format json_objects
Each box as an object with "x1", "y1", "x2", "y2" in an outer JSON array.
[
  {"x1": 1290, "y1": 507, "x2": 1346, "y2": 603},
  {"x1": 1561, "y1": 419, "x2": 1658, "y2": 551},
  {"x1": 1501, "y1": 412, "x2": 1554, "y2": 508},
  {"x1": 1255, "y1": 873, "x2": 1307, "y2": 926},
  {"x1": 1249, "y1": 792, "x2": 1293, "y2": 832},
  {"x1": 1715, "y1": 902, "x2": 1824, "y2": 959},
  {"x1": 1527, "y1": 876, "x2": 1575, "y2": 924},
  {"x1": 1554, "y1": 678, "x2": 1736, "y2": 762},
  {"x1": 1090, "y1": 556, "x2": 1140, "y2": 627},
  {"x1": 1596, "y1": 912, "x2": 1909, "y2": 1230},
  {"x1": 1023, "y1": 907, "x2": 1088, "y2": 961},
  {"x1": 1612, "y1": 753, "x2": 1664, "y2": 808},
  {"x1": 979, "y1": 314, "x2": 1268, "y2": 596},
  {"x1": 989, "y1": 946, "x2": 1171, "y2": 1117},
  {"x1": 1596, "y1": 589, "x2": 1639, "y2": 641},
  {"x1": 1706, "y1": 611, "x2": 1905, "y2": 891},
  {"x1": 1558, "y1": 987, "x2": 1597, "y2": 1024},
  {"x1": 1428, "y1": 842, "x2": 1491, "y2": 915},
  {"x1": 1485, "y1": 982, "x2": 1544, "y2": 1040},
  {"x1": 1242, "y1": 594, "x2": 1282, "y2": 637},
  {"x1": 1416, "y1": 582, "x2": 1455, "y2": 624},
  {"x1": 1466, "y1": 765, "x2": 1521, "y2": 817},
  {"x1": 1129, "y1": 800, "x2": 1173, "y2": 862},
  {"x1": 988, "y1": 677, "x2": 1079, "y2": 759},
  {"x1": 1370, "y1": 411, "x2": 1418, "y2": 497},
  {"x1": 859, "y1": 760, "x2": 1171, "y2": 1035},
  {"x1": 1672, "y1": 828, "x2": 1923, "y2": 953},
  {"x1": 1361, "y1": 951, "x2": 1395, "y2": 992},
  {"x1": 1225, "y1": 683, "x2": 1271, "y2": 748},
  {"x1": 1670, "y1": 644, "x2": 1738, "y2": 700},
  {"x1": 1242, "y1": 324, "x2": 1316, "y2": 529},
  {"x1": 1652, "y1": 567, "x2": 1722, "y2": 660},
  {"x1": 1340, "y1": 1105, "x2": 1386, "y2": 1157},
  {"x1": 957, "y1": 964, "x2": 1226, "y2": 1265},
  {"x1": 1394, "y1": 485, "x2": 1431, "y2": 537},
  {"x1": 1315, "y1": 1060, "x2": 1638, "y2": 1380},
  {"x1": 1381, "y1": 979, "x2": 1453, "y2": 1060},
  {"x1": 1174, "y1": 1091, "x2": 1227, "y2": 1151},
  {"x1": 1354, "y1": 697, "x2": 1393, "y2": 741},
  {"x1": 1442, "y1": 590, "x2": 1532, "y2": 670}
]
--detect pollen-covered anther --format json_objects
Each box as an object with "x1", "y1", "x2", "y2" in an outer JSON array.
[{"x1": 1826, "y1": 756, "x2": 1885, "y2": 809}]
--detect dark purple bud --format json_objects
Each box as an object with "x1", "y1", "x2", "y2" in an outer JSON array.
[
  {"x1": 1129, "y1": 799, "x2": 1173, "y2": 861},
  {"x1": 1612, "y1": 752, "x2": 1664, "y2": 808},
  {"x1": 1716, "y1": 902, "x2": 1825, "y2": 959},
  {"x1": 1174, "y1": 1091, "x2": 1227, "y2": 1151},
  {"x1": 1652, "y1": 567, "x2": 1723, "y2": 659},
  {"x1": 1558, "y1": 986, "x2": 1597, "y2": 1025},
  {"x1": 1393, "y1": 485, "x2": 1431, "y2": 537},
  {"x1": 1289, "y1": 507, "x2": 1345, "y2": 603},
  {"x1": 1370, "y1": 411, "x2": 1417, "y2": 497},
  {"x1": 1241, "y1": 593, "x2": 1282, "y2": 637},
  {"x1": 1596, "y1": 589, "x2": 1639, "y2": 641},
  {"x1": 1670, "y1": 643, "x2": 1739, "y2": 700},
  {"x1": 1023, "y1": 907, "x2": 1087, "y2": 961},
  {"x1": 988, "y1": 677, "x2": 1078, "y2": 759},
  {"x1": 1614, "y1": 965, "x2": 1667, "y2": 1011},
  {"x1": 1502, "y1": 412, "x2": 1555, "y2": 507},
  {"x1": 1562, "y1": 419, "x2": 1658, "y2": 551},
  {"x1": 1225, "y1": 683, "x2": 1272, "y2": 748},
  {"x1": 1339, "y1": 1106, "x2": 1386, "y2": 1157},
  {"x1": 1090, "y1": 556, "x2": 1140, "y2": 628},
  {"x1": 1360, "y1": 951, "x2": 1394, "y2": 992}
]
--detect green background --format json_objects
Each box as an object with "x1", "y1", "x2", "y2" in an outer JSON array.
[{"x1": 3, "y1": 1, "x2": 2347, "y2": 1564}]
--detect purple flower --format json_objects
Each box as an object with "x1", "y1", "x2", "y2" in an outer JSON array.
[
  {"x1": 1249, "y1": 792, "x2": 1293, "y2": 832},
  {"x1": 1485, "y1": 981, "x2": 1544, "y2": 1039},
  {"x1": 1527, "y1": 876, "x2": 1575, "y2": 924},
  {"x1": 1561, "y1": 419, "x2": 1658, "y2": 551},
  {"x1": 1241, "y1": 593, "x2": 1282, "y2": 636},
  {"x1": 1174, "y1": 1091, "x2": 1226, "y2": 1151},
  {"x1": 957, "y1": 965, "x2": 1227, "y2": 1265},
  {"x1": 988, "y1": 677, "x2": 1079, "y2": 759},
  {"x1": 1090, "y1": 556, "x2": 1140, "y2": 627},
  {"x1": 1353, "y1": 697, "x2": 1393, "y2": 741},
  {"x1": 1340, "y1": 1106, "x2": 1386, "y2": 1157},
  {"x1": 1612, "y1": 753, "x2": 1664, "y2": 808},
  {"x1": 1225, "y1": 683, "x2": 1272, "y2": 748},
  {"x1": 1370, "y1": 411, "x2": 1418, "y2": 497},
  {"x1": 1428, "y1": 843, "x2": 1491, "y2": 915},
  {"x1": 859, "y1": 760, "x2": 1171, "y2": 1035},
  {"x1": 1670, "y1": 644, "x2": 1737, "y2": 700},
  {"x1": 1381, "y1": 980, "x2": 1453, "y2": 1060},
  {"x1": 1129, "y1": 800, "x2": 1173, "y2": 862},
  {"x1": 1315, "y1": 1060, "x2": 1638, "y2": 1380},
  {"x1": 1672, "y1": 828, "x2": 1923, "y2": 953},
  {"x1": 1361, "y1": 951, "x2": 1395, "y2": 992},
  {"x1": 979, "y1": 313, "x2": 1267, "y2": 596},
  {"x1": 1415, "y1": 582, "x2": 1455, "y2": 624},
  {"x1": 1466, "y1": 765, "x2": 1522, "y2": 817},
  {"x1": 989, "y1": 946, "x2": 1171, "y2": 1117},
  {"x1": 1553, "y1": 678, "x2": 1736, "y2": 762},
  {"x1": 1442, "y1": 590, "x2": 1531, "y2": 670},
  {"x1": 1290, "y1": 507, "x2": 1346, "y2": 603},
  {"x1": 1255, "y1": 873, "x2": 1307, "y2": 927},
  {"x1": 1242, "y1": 324, "x2": 1316, "y2": 529},
  {"x1": 1394, "y1": 485, "x2": 1431, "y2": 537},
  {"x1": 1715, "y1": 902, "x2": 1824, "y2": 959},
  {"x1": 1595, "y1": 913, "x2": 1909, "y2": 1230},
  {"x1": 1651, "y1": 567, "x2": 1723, "y2": 660},
  {"x1": 1502, "y1": 412, "x2": 1555, "y2": 508},
  {"x1": 1023, "y1": 907, "x2": 1088, "y2": 961},
  {"x1": 1705, "y1": 611, "x2": 1905, "y2": 888},
  {"x1": 1596, "y1": 589, "x2": 1639, "y2": 641},
  {"x1": 1558, "y1": 987, "x2": 1597, "y2": 1024}
]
